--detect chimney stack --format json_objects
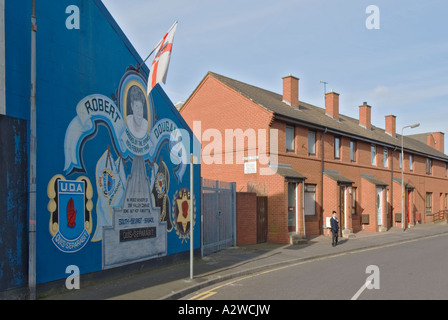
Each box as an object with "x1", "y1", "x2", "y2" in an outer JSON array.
[
  {"x1": 385, "y1": 115, "x2": 396, "y2": 137},
  {"x1": 359, "y1": 102, "x2": 371, "y2": 130},
  {"x1": 282, "y1": 74, "x2": 299, "y2": 108},
  {"x1": 325, "y1": 90, "x2": 340, "y2": 120}
]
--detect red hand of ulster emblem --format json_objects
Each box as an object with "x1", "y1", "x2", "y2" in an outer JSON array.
[
  {"x1": 67, "y1": 197, "x2": 77, "y2": 228},
  {"x1": 182, "y1": 200, "x2": 189, "y2": 218}
]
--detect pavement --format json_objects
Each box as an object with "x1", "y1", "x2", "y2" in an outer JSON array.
[{"x1": 41, "y1": 222, "x2": 448, "y2": 300}]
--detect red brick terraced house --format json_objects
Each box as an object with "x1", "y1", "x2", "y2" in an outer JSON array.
[{"x1": 180, "y1": 72, "x2": 448, "y2": 244}]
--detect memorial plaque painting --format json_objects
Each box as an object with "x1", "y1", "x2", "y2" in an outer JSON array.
[{"x1": 43, "y1": 67, "x2": 199, "y2": 282}]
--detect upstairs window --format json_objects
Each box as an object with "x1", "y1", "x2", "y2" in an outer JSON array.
[
  {"x1": 334, "y1": 137, "x2": 340, "y2": 159},
  {"x1": 350, "y1": 140, "x2": 356, "y2": 162},
  {"x1": 426, "y1": 158, "x2": 432, "y2": 175},
  {"x1": 383, "y1": 148, "x2": 388, "y2": 168},
  {"x1": 371, "y1": 145, "x2": 376, "y2": 166},
  {"x1": 308, "y1": 130, "x2": 316, "y2": 155},
  {"x1": 286, "y1": 125, "x2": 295, "y2": 152}
]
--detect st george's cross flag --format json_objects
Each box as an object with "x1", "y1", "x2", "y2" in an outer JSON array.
[{"x1": 147, "y1": 22, "x2": 178, "y2": 94}]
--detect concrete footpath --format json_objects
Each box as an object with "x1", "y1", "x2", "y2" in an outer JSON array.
[{"x1": 42, "y1": 222, "x2": 448, "y2": 300}]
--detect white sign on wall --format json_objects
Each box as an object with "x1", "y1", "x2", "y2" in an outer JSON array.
[{"x1": 244, "y1": 161, "x2": 257, "y2": 174}]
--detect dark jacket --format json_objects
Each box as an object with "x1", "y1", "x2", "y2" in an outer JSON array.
[{"x1": 330, "y1": 217, "x2": 339, "y2": 233}]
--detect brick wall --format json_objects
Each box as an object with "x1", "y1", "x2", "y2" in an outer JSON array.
[
  {"x1": 236, "y1": 192, "x2": 257, "y2": 245},
  {"x1": 181, "y1": 73, "x2": 448, "y2": 244}
]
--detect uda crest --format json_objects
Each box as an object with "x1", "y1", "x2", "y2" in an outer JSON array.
[{"x1": 47, "y1": 175, "x2": 93, "y2": 253}]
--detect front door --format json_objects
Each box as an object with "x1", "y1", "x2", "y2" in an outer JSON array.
[
  {"x1": 288, "y1": 183, "x2": 296, "y2": 232},
  {"x1": 376, "y1": 187, "x2": 383, "y2": 226},
  {"x1": 407, "y1": 190, "x2": 412, "y2": 223}
]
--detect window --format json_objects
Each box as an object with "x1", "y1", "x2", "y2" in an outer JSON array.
[
  {"x1": 304, "y1": 184, "x2": 316, "y2": 216},
  {"x1": 286, "y1": 125, "x2": 295, "y2": 151},
  {"x1": 334, "y1": 137, "x2": 340, "y2": 159},
  {"x1": 371, "y1": 145, "x2": 376, "y2": 166},
  {"x1": 350, "y1": 140, "x2": 356, "y2": 162},
  {"x1": 308, "y1": 130, "x2": 316, "y2": 155},
  {"x1": 383, "y1": 148, "x2": 388, "y2": 168},
  {"x1": 399, "y1": 152, "x2": 402, "y2": 169},
  {"x1": 350, "y1": 187, "x2": 357, "y2": 215},
  {"x1": 426, "y1": 158, "x2": 432, "y2": 175},
  {"x1": 425, "y1": 192, "x2": 433, "y2": 214},
  {"x1": 409, "y1": 155, "x2": 413, "y2": 171}
]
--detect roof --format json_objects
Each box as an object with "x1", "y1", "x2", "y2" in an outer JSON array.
[
  {"x1": 361, "y1": 174, "x2": 388, "y2": 186},
  {"x1": 392, "y1": 178, "x2": 415, "y2": 189},
  {"x1": 271, "y1": 164, "x2": 306, "y2": 180},
  {"x1": 324, "y1": 170, "x2": 354, "y2": 185},
  {"x1": 205, "y1": 72, "x2": 448, "y2": 162}
]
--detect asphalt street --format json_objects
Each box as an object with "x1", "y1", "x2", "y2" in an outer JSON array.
[{"x1": 183, "y1": 232, "x2": 448, "y2": 300}]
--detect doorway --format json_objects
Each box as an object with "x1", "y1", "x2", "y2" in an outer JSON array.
[
  {"x1": 288, "y1": 183, "x2": 296, "y2": 232},
  {"x1": 407, "y1": 190, "x2": 412, "y2": 223},
  {"x1": 376, "y1": 187, "x2": 383, "y2": 226}
]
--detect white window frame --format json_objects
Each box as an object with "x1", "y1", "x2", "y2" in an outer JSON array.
[
  {"x1": 308, "y1": 130, "x2": 316, "y2": 155},
  {"x1": 286, "y1": 125, "x2": 295, "y2": 152},
  {"x1": 334, "y1": 136, "x2": 340, "y2": 159},
  {"x1": 350, "y1": 140, "x2": 356, "y2": 162},
  {"x1": 371, "y1": 144, "x2": 377, "y2": 166}
]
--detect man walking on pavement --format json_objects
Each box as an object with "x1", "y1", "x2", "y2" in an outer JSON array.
[{"x1": 331, "y1": 211, "x2": 339, "y2": 247}]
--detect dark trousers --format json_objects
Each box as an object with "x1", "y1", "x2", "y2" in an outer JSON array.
[{"x1": 331, "y1": 230, "x2": 338, "y2": 246}]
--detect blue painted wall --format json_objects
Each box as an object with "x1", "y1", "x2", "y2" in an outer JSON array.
[{"x1": 4, "y1": 0, "x2": 200, "y2": 285}]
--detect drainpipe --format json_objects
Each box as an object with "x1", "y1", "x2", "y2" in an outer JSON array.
[
  {"x1": 320, "y1": 128, "x2": 327, "y2": 234},
  {"x1": 302, "y1": 181, "x2": 306, "y2": 238},
  {"x1": 29, "y1": 0, "x2": 37, "y2": 300}
]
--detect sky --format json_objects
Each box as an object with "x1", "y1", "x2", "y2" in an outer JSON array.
[{"x1": 102, "y1": 0, "x2": 448, "y2": 150}]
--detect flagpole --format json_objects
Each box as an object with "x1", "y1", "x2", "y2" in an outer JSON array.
[
  {"x1": 136, "y1": 21, "x2": 178, "y2": 72},
  {"x1": 136, "y1": 45, "x2": 158, "y2": 72},
  {"x1": 190, "y1": 153, "x2": 194, "y2": 280}
]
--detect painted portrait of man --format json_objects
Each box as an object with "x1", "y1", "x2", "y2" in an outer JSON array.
[{"x1": 126, "y1": 85, "x2": 148, "y2": 139}]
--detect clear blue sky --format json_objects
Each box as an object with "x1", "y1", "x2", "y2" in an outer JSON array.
[{"x1": 102, "y1": 0, "x2": 448, "y2": 150}]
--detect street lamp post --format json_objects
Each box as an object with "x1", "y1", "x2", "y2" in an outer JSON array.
[{"x1": 401, "y1": 123, "x2": 420, "y2": 232}]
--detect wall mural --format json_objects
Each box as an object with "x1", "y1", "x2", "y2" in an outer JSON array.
[{"x1": 45, "y1": 67, "x2": 196, "y2": 276}]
